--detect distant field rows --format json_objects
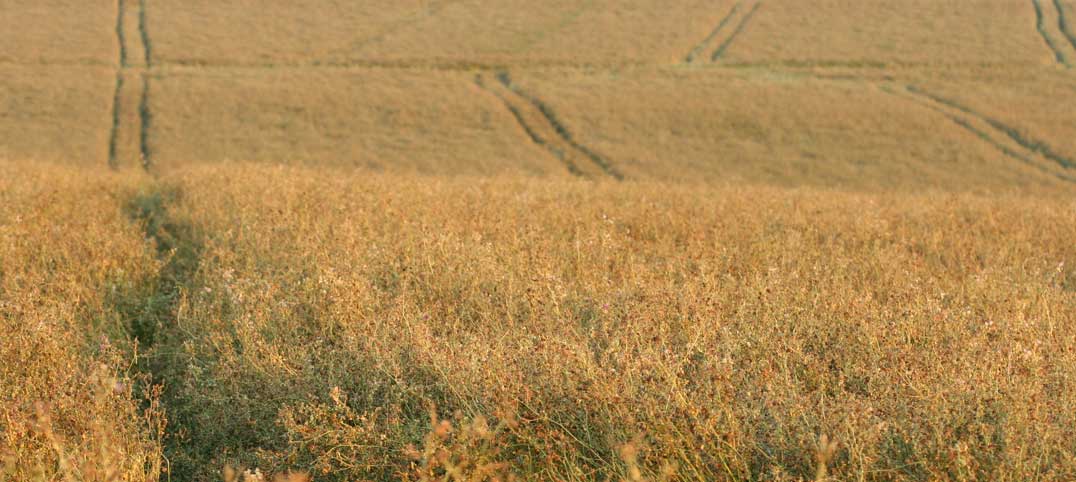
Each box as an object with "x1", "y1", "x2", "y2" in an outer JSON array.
[
  {"x1": 1, "y1": 0, "x2": 1075, "y2": 193},
  {"x1": 3, "y1": 0, "x2": 1074, "y2": 68},
  {"x1": 3, "y1": 65, "x2": 1076, "y2": 193}
]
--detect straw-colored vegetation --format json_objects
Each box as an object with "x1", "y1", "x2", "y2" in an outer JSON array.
[
  {"x1": 0, "y1": 164, "x2": 163, "y2": 481},
  {"x1": 0, "y1": 66, "x2": 115, "y2": 164},
  {"x1": 3, "y1": 1, "x2": 1076, "y2": 481},
  {"x1": 3, "y1": 163, "x2": 1075, "y2": 481},
  {"x1": 719, "y1": 0, "x2": 1052, "y2": 66},
  {"x1": 0, "y1": 0, "x2": 115, "y2": 65}
]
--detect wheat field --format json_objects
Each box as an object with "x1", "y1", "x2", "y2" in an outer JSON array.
[{"x1": 2, "y1": 1, "x2": 1076, "y2": 481}]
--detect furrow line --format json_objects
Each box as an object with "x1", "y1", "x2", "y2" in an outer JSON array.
[
  {"x1": 684, "y1": 2, "x2": 742, "y2": 63},
  {"x1": 108, "y1": 0, "x2": 127, "y2": 169},
  {"x1": 116, "y1": 0, "x2": 128, "y2": 67},
  {"x1": 1033, "y1": 0, "x2": 1069, "y2": 65},
  {"x1": 496, "y1": 72, "x2": 624, "y2": 181},
  {"x1": 107, "y1": 75, "x2": 124, "y2": 169},
  {"x1": 712, "y1": 1, "x2": 761, "y2": 61},
  {"x1": 139, "y1": 0, "x2": 153, "y2": 67},
  {"x1": 474, "y1": 75, "x2": 583, "y2": 177},
  {"x1": 907, "y1": 85, "x2": 1076, "y2": 171},
  {"x1": 887, "y1": 86, "x2": 1076, "y2": 184},
  {"x1": 139, "y1": 74, "x2": 153, "y2": 170},
  {"x1": 1054, "y1": 0, "x2": 1076, "y2": 51}
]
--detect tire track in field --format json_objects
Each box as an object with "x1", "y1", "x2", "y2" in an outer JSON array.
[
  {"x1": 1033, "y1": 0, "x2": 1069, "y2": 66},
  {"x1": 139, "y1": 73, "x2": 153, "y2": 170},
  {"x1": 1054, "y1": 0, "x2": 1076, "y2": 51},
  {"x1": 885, "y1": 86, "x2": 1076, "y2": 184},
  {"x1": 107, "y1": 0, "x2": 153, "y2": 169},
  {"x1": 139, "y1": 0, "x2": 153, "y2": 67},
  {"x1": 474, "y1": 74, "x2": 584, "y2": 177},
  {"x1": 712, "y1": 1, "x2": 761, "y2": 61},
  {"x1": 108, "y1": 75, "x2": 124, "y2": 169},
  {"x1": 116, "y1": 0, "x2": 128, "y2": 68},
  {"x1": 108, "y1": 0, "x2": 127, "y2": 168},
  {"x1": 496, "y1": 72, "x2": 624, "y2": 181},
  {"x1": 905, "y1": 85, "x2": 1076, "y2": 173},
  {"x1": 685, "y1": 2, "x2": 742, "y2": 63}
]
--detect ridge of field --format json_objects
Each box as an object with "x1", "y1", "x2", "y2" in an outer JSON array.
[
  {"x1": 0, "y1": 66, "x2": 116, "y2": 165},
  {"x1": 720, "y1": 0, "x2": 1055, "y2": 67},
  {"x1": 0, "y1": 0, "x2": 115, "y2": 65}
]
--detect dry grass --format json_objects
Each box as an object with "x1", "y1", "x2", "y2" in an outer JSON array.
[
  {"x1": 720, "y1": 0, "x2": 1052, "y2": 67},
  {"x1": 0, "y1": 66, "x2": 115, "y2": 165},
  {"x1": 0, "y1": 163, "x2": 163, "y2": 481},
  {"x1": 147, "y1": 0, "x2": 431, "y2": 66},
  {"x1": 3, "y1": 2, "x2": 1076, "y2": 480},
  {"x1": 144, "y1": 69, "x2": 568, "y2": 175},
  {"x1": 0, "y1": 0, "x2": 115, "y2": 65},
  {"x1": 90, "y1": 163, "x2": 1075, "y2": 481},
  {"x1": 507, "y1": 68, "x2": 1076, "y2": 193},
  {"x1": 145, "y1": 0, "x2": 732, "y2": 66},
  {"x1": 908, "y1": 69, "x2": 1076, "y2": 168}
]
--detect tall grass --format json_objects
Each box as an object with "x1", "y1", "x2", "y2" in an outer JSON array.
[
  {"x1": 144, "y1": 164, "x2": 1074, "y2": 480},
  {"x1": 3, "y1": 162, "x2": 1074, "y2": 480},
  {"x1": 0, "y1": 164, "x2": 163, "y2": 481}
]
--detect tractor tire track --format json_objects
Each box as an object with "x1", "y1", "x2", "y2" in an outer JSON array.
[
  {"x1": 107, "y1": 0, "x2": 127, "y2": 169},
  {"x1": 906, "y1": 85, "x2": 1076, "y2": 173},
  {"x1": 1034, "y1": 0, "x2": 1069, "y2": 65},
  {"x1": 496, "y1": 72, "x2": 624, "y2": 180},
  {"x1": 139, "y1": 0, "x2": 153, "y2": 67},
  {"x1": 474, "y1": 74, "x2": 583, "y2": 177},
  {"x1": 685, "y1": 2, "x2": 742, "y2": 63},
  {"x1": 1054, "y1": 0, "x2": 1076, "y2": 51},
  {"x1": 712, "y1": 1, "x2": 761, "y2": 61},
  {"x1": 885, "y1": 86, "x2": 1076, "y2": 184},
  {"x1": 139, "y1": 74, "x2": 153, "y2": 170},
  {"x1": 116, "y1": 0, "x2": 128, "y2": 68},
  {"x1": 108, "y1": 75, "x2": 124, "y2": 169}
]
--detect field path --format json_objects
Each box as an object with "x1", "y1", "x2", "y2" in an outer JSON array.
[
  {"x1": 106, "y1": 0, "x2": 153, "y2": 169},
  {"x1": 895, "y1": 85, "x2": 1076, "y2": 180}
]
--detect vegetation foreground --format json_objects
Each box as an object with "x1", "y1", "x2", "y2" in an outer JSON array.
[{"x1": 1, "y1": 162, "x2": 1074, "y2": 481}]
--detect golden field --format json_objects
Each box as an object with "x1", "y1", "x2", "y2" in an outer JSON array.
[
  {"x1": 2, "y1": 1, "x2": 1076, "y2": 481},
  {"x1": 3, "y1": 163, "x2": 1075, "y2": 481}
]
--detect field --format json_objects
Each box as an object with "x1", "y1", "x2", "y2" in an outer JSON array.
[{"x1": 2, "y1": 1, "x2": 1076, "y2": 481}]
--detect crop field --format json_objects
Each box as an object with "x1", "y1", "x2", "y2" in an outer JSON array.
[{"x1": 2, "y1": 1, "x2": 1076, "y2": 482}]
